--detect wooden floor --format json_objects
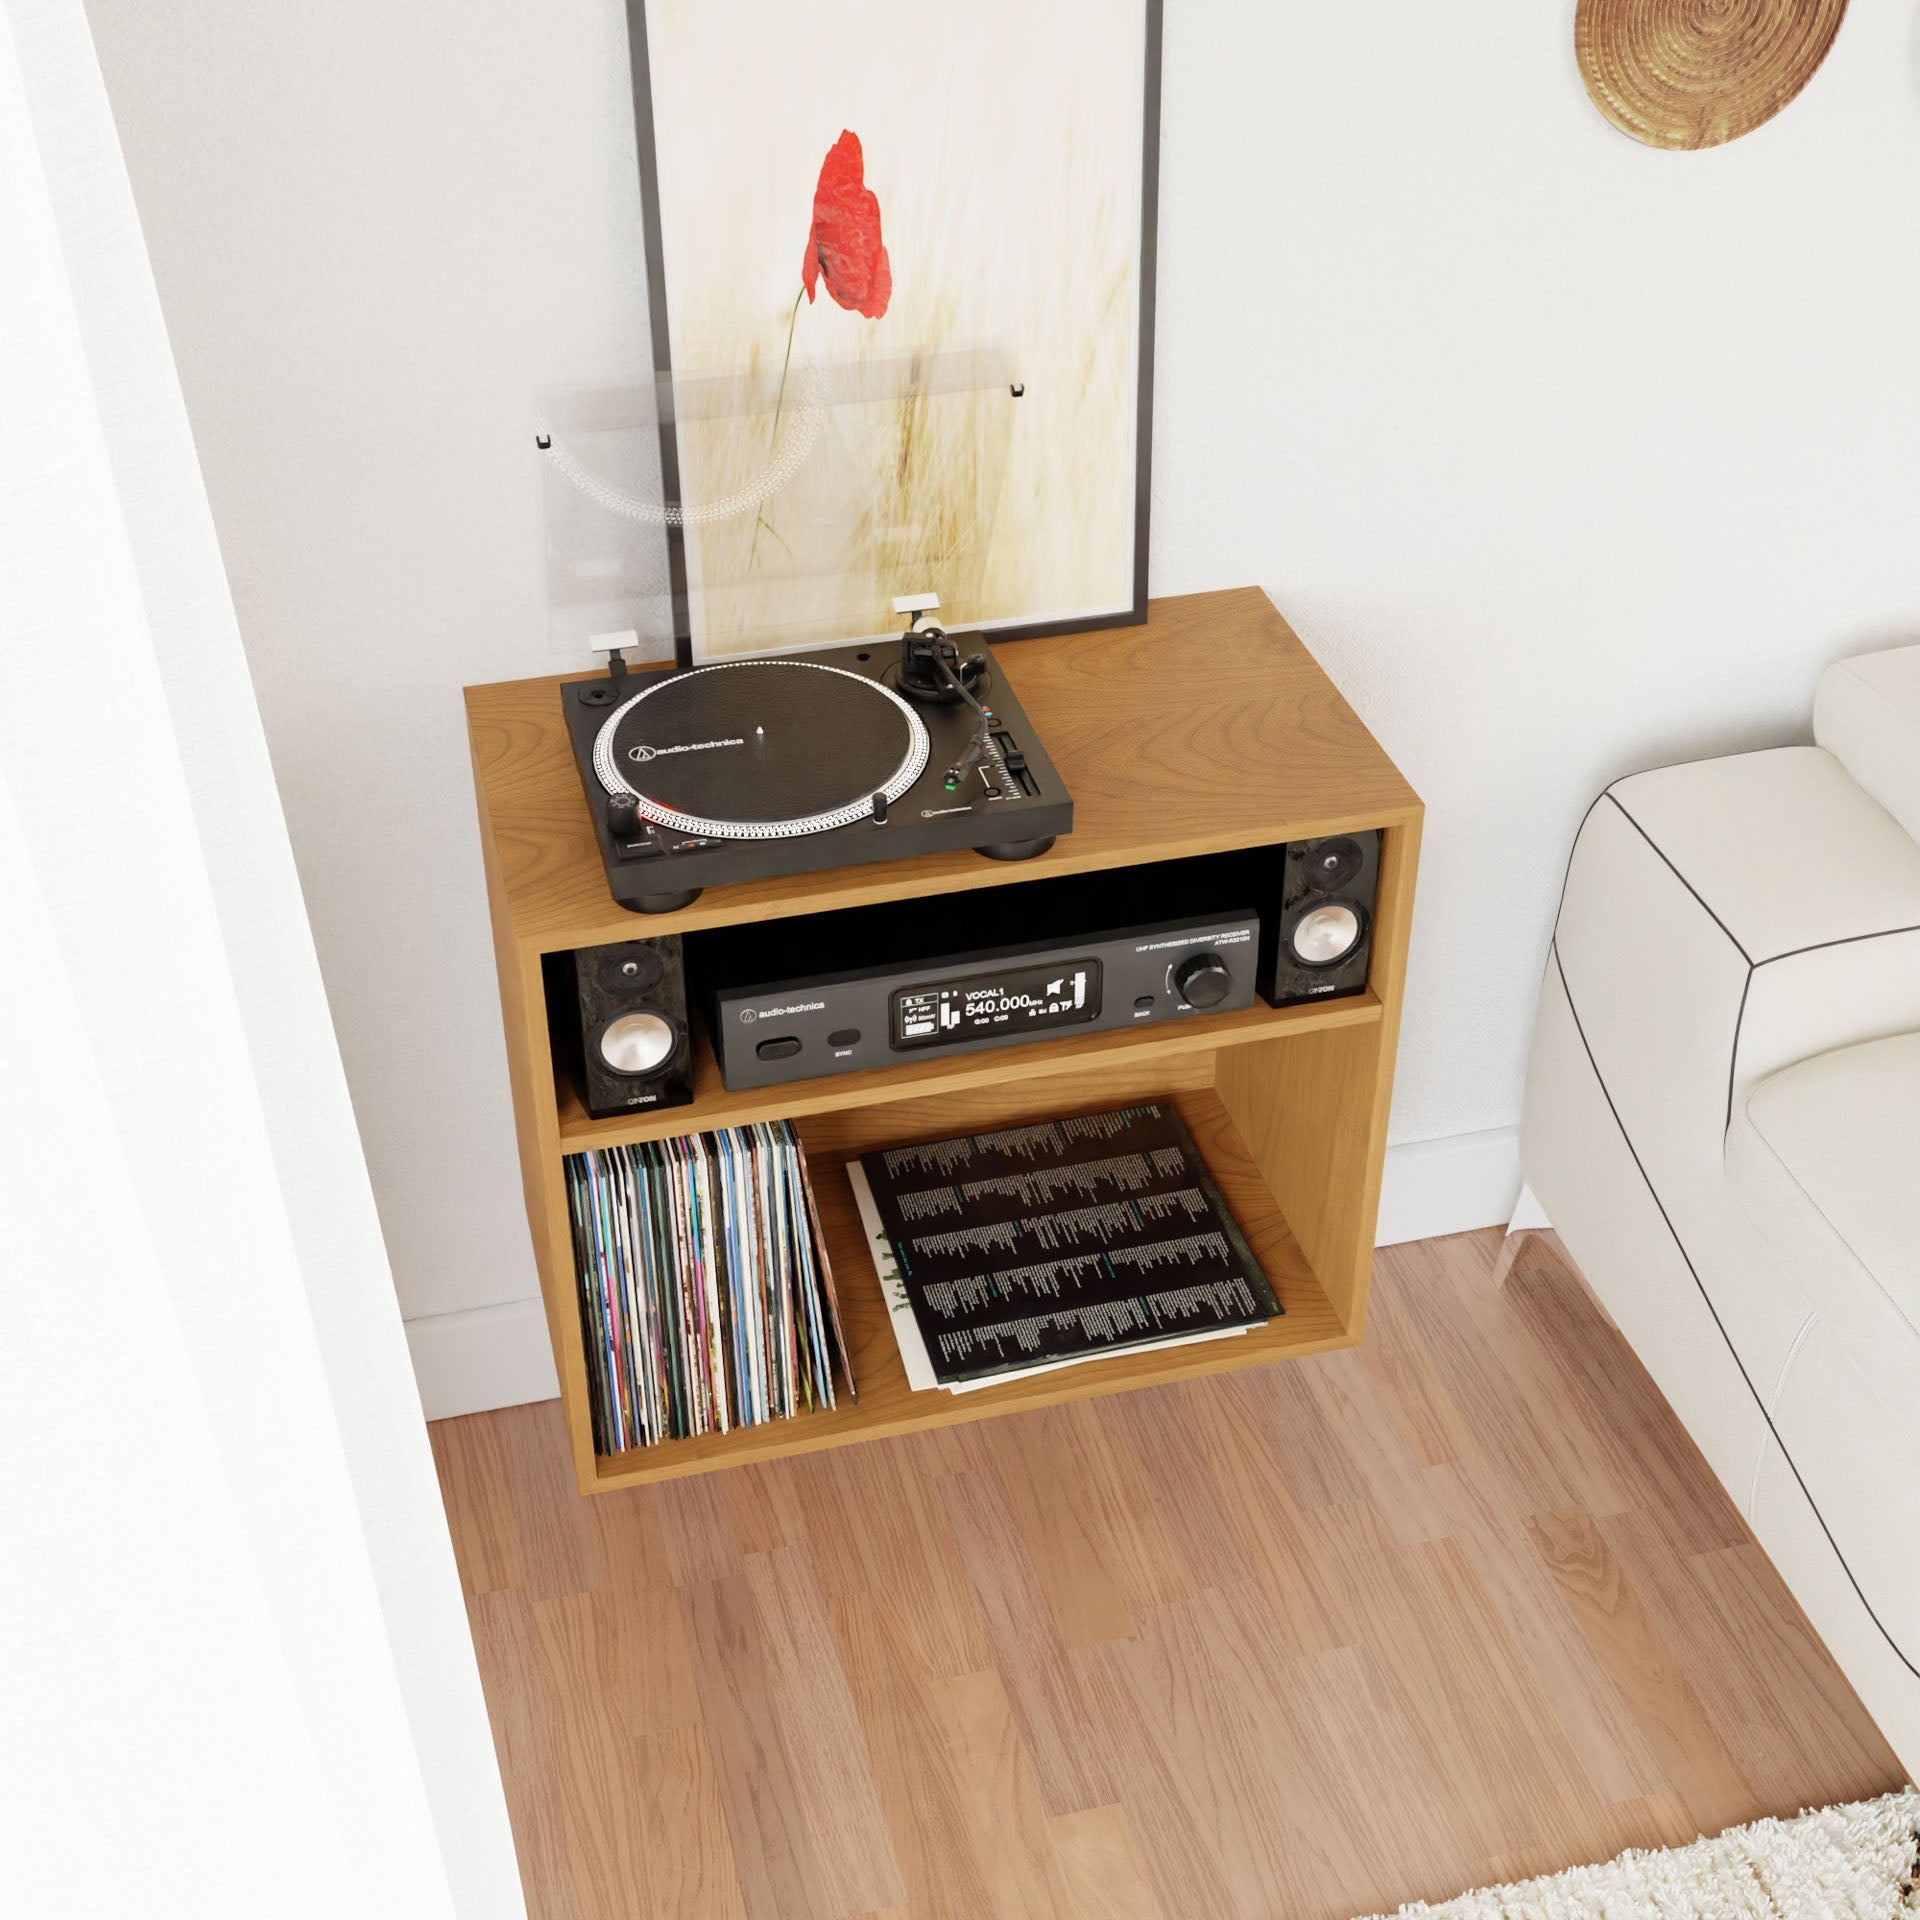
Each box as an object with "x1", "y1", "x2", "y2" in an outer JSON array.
[{"x1": 432, "y1": 1229, "x2": 1906, "y2": 1920}]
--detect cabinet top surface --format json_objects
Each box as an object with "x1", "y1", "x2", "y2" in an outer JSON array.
[{"x1": 466, "y1": 586, "x2": 1422, "y2": 947}]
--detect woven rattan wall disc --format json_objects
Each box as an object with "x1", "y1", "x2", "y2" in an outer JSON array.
[{"x1": 1575, "y1": 0, "x2": 1848, "y2": 150}]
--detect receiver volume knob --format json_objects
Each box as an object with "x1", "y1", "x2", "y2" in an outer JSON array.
[{"x1": 1173, "y1": 952, "x2": 1232, "y2": 1008}]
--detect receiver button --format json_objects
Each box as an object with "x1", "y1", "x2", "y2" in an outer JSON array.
[
  {"x1": 827, "y1": 1027, "x2": 861, "y2": 1047},
  {"x1": 755, "y1": 1036, "x2": 802, "y2": 1061},
  {"x1": 1133, "y1": 994, "x2": 1155, "y2": 1012}
]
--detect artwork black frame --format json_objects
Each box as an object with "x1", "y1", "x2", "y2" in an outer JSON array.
[{"x1": 623, "y1": 0, "x2": 1163, "y2": 668}]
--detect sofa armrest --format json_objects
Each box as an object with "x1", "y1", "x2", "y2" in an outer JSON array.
[
  {"x1": 1816, "y1": 645, "x2": 1920, "y2": 850},
  {"x1": 1551, "y1": 748, "x2": 1920, "y2": 1168}
]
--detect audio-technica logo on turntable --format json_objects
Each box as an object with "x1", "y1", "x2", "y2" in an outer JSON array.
[{"x1": 627, "y1": 736, "x2": 745, "y2": 764}]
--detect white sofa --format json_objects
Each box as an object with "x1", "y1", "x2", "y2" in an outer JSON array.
[{"x1": 1522, "y1": 644, "x2": 1920, "y2": 1775}]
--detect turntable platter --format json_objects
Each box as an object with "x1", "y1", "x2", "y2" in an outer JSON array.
[{"x1": 593, "y1": 659, "x2": 930, "y2": 840}]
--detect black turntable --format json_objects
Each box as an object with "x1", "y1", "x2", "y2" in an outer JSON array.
[{"x1": 562, "y1": 619, "x2": 1073, "y2": 913}]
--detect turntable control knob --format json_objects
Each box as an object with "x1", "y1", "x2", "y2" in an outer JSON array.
[
  {"x1": 1173, "y1": 952, "x2": 1232, "y2": 1009},
  {"x1": 607, "y1": 793, "x2": 639, "y2": 838}
]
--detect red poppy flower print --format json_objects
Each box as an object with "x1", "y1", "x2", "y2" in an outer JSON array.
[{"x1": 801, "y1": 130, "x2": 891, "y2": 319}]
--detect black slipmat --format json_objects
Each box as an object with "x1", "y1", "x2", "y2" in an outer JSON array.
[
  {"x1": 563, "y1": 640, "x2": 1073, "y2": 913},
  {"x1": 604, "y1": 662, "x2": 918, "y2": 828}
]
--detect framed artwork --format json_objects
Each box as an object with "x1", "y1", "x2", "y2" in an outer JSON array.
[{"x1": 624, "y1": 0, "x2": 1162, "y2": 664}]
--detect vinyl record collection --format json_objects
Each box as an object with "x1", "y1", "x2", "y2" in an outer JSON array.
[{"x1": 563, "y1": 1121, "x2": 853, "y2": 1454}]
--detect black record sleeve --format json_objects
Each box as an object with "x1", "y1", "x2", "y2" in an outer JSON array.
[{"x1": 856, "y1": 1102, "x2": 1281, "y2": 1386}]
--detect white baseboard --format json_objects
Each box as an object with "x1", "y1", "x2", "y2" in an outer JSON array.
[
  {"x1": 406, "y1": 1126, "x2": 1538, "y2": 1420},
  {"x1": 406, "y1": 1296, "x2": 558, "y2": 1422},
  {"x1": 1374, "y1": 1126, "x2": 1528, "y2": 1247}
]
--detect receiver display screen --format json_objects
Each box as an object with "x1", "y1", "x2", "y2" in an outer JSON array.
[{"x1": 890, "y1": 958, "x2": 1103, "y2": 1051}]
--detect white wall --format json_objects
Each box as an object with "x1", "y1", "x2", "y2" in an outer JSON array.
[
  {"x1": 3, "y1": 0, "x2": 519, "y2": 1902},
  {"x1": 1151, "y1": 2, "x2": 1920, "y2": 1141},
  {"x1": 88, "y1": 0, "x2": 1920, "y2": 1407}
]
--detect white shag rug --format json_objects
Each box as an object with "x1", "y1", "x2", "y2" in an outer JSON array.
[{"x1": 1361, "y1": 1790, "x2": 1920, "y2": 1919}]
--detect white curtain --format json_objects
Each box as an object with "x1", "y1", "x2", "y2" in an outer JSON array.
[{"x1": 0, "y1": 2, "x2": 524, "y2": 1913}]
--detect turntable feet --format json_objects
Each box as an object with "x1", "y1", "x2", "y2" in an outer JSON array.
[
  {"x1": 623, "y1": 886, "x2": 703, "y2": 914},
  {"x1": 977, "y1": 835, "x2": 1055, "y2": 863}
]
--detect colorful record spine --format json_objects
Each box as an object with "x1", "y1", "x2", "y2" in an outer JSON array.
[{"x1": 561, "y1": 1121, "x2": 854, "y2": 1453}]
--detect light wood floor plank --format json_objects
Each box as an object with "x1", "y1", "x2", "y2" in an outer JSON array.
[
  {"x1": 1503, "y1": 1238, "x2": 1749, "y2": 1555},
  {"x1": 939, "y1": 1466, "x2": 1114, "y2": 1816},
  {"x1": 579, "y1": 1484, "x2": 702, "y2": 1728},
  {"x1": 431, "y1": 1418, "x2": 526, "y2": 1598},
  {"x1": 931, "y1": 1667, "x2": 1078, "y2": 1920},
  {"x1": 1355, "y1": 1275, "x2": 1477, "y2": 1470},
  {"x1": 830, "y1": 1590, "x2": 1000, "y2": 1920},
  {"x1": 465, "y1": 1590, "x2": 577, "y2": 1920},
  {"x1": 984, "y1": 1408, "x2": 1144, "y2": 1647},
  {"x1": 1426, "y1": 1454, "x2": 1667, "y2": 1806},
  {"x1": 724, "y1": 1459, "x2": 813, "y2": 1558},
  {"x1": 1175, "y1": 1378, "x2": 1349, "y2": 1657},
  {"x1": 1045, "y1": 1805, "x2": 1165, "y2": 1920},
  {"x1": 1232, "y1": 1351, "x2": 1370, "y2": 1512},
  {"x1": 1101, "y1": 1381, "x2": 1257, "y2": 1593},
  {"x1": 1072, "y1": 1607, "x2": 1299, "y2": 1920},
  {"x1": 437, "y1": 1229, "x2": 1907, "y2": 1920},
  {"x1": 743, "y1": 1544, "x2": 906, "y2": 1917},
  {"x1": 527, "y1": 1590, "x2": 653, "y2": 1917},
  {"x1": 495, "y1": 1400, "x2": 600, "y2": 1602},
  {"x1": 1605, "y1": 1516, "x2": 1903, "y2": 1808},
  {"x1": 1348, "y1": 1527, "x2": 1618, "y2": 1872},
  {"x1": 654, "y1": 1470, "x2": 746, "y2": 1589},
  {"x1": 1195, "y1": 1581, "x2": 1469, "y2": 1916},
  {"x1": 678, "y1": 1571, "x2": 832, "y2": 1920},
  {"x1": 791, "y1": 1442, "x2": 994, "y2": 1680},
  {"x1": 1388, "y1": 1235, "x2": 1629, "y2": 1519},
  {"x1": 1528, "y1": 1506, "x2": 1755, "y2": 1838},
  {"x1": 1299, "y1": 1349, "x2": 1452, "y2": 1546},
  {"x1": 633, "y1": 1725, "x2": 753, "y2": 1920}
]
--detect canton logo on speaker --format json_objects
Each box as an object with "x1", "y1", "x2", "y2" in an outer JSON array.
[{"x1": 627, "y1": 736, "x2": 746, "y2": 764}]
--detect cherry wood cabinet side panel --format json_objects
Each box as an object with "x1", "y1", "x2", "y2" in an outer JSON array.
[
  {"x1": 1343, "y1": 813, "x2": 1423, "y2": 1335},
  {"x1": 472, "y1": 742, "x2": 600, "y2": 1491},
  {"x1": 1214, "y1": 1025, "x2": 1379, "y2": 1330}
]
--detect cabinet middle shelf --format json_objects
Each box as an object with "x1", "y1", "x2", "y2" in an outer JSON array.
[{"x1": 553, "y1": 986, "x2": 1383, "y2": 1152}]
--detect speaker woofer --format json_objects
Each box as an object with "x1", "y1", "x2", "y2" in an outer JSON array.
[
  {"x1": 1289, "y1": 901, "x2": 1363, "y2": 967},
  {"x1": 596, "y1": 1010, "x2": 679, "y2": 1076}
]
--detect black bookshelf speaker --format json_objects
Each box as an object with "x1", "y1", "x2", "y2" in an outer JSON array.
[
  {"x1": 556, "y1": 937, "x2": 693, "y2": 1119},
  {"x1": 1260, "y1": 831, "x2": 1379, "y2": 1007}
]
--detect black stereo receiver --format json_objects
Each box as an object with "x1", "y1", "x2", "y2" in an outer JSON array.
[{"x1": 705, "y1": 911, "x2": 1259, "y2": 1091}]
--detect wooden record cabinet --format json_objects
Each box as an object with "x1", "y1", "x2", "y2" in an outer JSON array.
[{"x1": 466, "y1": 586, "x2": 1423, "y2": 1493}]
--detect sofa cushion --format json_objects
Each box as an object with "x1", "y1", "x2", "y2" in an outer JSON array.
[
  {"x1": 1815, "y1": 645, "x2": 1920, "y2": 850},
  {"x1": 1726, "y1": 1032, "x2": 1920, "y2": 1428}
]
